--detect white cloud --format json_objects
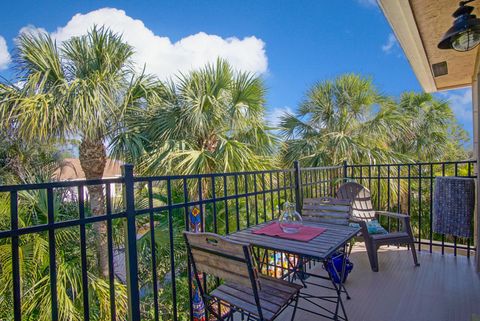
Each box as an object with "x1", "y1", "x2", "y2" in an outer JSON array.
[
  {"x1": 356, "y1": 0, "x2": 378, "y2": 7},
  {"x1": 265, "y1": 106, "x2": 294, "y2": 127},
  {"x1": 439, "y1": 88, "x2": 472, "y2": 122},
  {"x1": 19, "y1": 8, "x2": 268, "y2": 79},
  {"x1": 0, "y1": 36, "x2": 11, "y2": 70},
  {"x1": 382, "y1": 33, "x2": 398, "y2": 54},
  {"x1": 18, "y1": 25, "x2": 48, "y2": 39}
]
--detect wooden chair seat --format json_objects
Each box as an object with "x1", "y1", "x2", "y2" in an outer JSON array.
[{"x1": 211, "y1": 275, "x2": 302, "y2": 321}]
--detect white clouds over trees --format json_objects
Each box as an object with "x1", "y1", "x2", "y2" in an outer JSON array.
[
  {"x1": 0, "y1": 36, "x2": 11, "y2": 70},
  {"x1": 20, "y1": 8, "x2": 268, "y2": 79}
]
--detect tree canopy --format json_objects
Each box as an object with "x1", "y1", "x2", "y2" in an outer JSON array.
[
  {"x1": 130, "y1": 59, "x2": 277, "y2": 175},
  {"x1": 278, "y1": 74, "x2": 468, "y2": 167}
]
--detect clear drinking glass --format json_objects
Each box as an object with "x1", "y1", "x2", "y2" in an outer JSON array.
[{"x1": 279, "y1": 202, "x2": 303, "y2": 233}]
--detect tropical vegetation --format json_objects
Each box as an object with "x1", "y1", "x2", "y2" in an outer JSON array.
[
  {"x1": 132, "y1": 59, "x2": 276, "y2": 176},
  {"x1": 279, "y1": 74, "x2": 468, "y2": 167},
  {"x1": 0, "y1": 25, "x2": 471, "y2": 321},
  {"x1": 0, "y1": 26, "x2": 163, "y2": 279}
]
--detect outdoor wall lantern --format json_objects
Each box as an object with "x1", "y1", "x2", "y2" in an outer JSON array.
[{"x1": 438, "y1": 0, "x2": 480, "y2": 52}]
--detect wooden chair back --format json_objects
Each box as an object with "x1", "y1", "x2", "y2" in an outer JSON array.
[
  {"x1": 302, "y1": 197, "x2": 352, "y2": 225},
  {"x1": 337, "y1": 182, "x2": 376, "y2": 221},
  {"x1": 184, "y1": 232, "x2": 259, "y2": 289}
]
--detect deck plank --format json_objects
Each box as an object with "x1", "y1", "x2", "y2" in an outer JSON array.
[{"x1": 242, "y1": 244, "x2": 480, "y2": 321}]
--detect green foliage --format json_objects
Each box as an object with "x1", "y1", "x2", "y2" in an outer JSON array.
[
  {"x1": 279, "y1": 74, "x2": 408, "y2": 167},
  {"x1": 0, "y1": 187, "x2": 128, "y2": 321},
  {"x1": 279, "y1": 74, "x2": 468, "y2": 167},
  {"x1": 392, "y1": 92, "x2": 469, "y2": 161},
  {"x1": 0, "y1": 127, "x2": 65, "y2": 185},
  {"x1": 0, "y1": 25, "x2": 166, "y2": 293},
  {"x1": 132, "y1": 59, "x2": 277, "y2": 176},
  {"x1": 0, "y1": 26, "x2": 159, "y2": 146}
]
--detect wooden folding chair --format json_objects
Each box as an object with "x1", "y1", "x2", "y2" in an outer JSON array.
[
  {"x1": 301, "y1": 197, "x2": 353, "y2": 298},
  {"x1": 184, "y1": 232, "x2": 302, "y2": 321},
  {"x1": 302, "y1": 197, "x2": 352, "y2": 225}
]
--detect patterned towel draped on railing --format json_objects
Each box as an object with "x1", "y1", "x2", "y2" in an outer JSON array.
[{"x1": 433, "y1": 177, "x2": 475, "y2": 238}]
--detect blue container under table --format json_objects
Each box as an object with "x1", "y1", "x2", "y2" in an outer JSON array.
[{"x1": 325, "y1": 251, "x2": 353, "y2": 284}]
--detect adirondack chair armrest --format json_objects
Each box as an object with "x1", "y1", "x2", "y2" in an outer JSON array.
[
  {"x1": 375, "y1": 211, "x2": 409, "y2": 219},
  {"x1": 375, "y1": 211, "x2": 410, "y2": 232}
]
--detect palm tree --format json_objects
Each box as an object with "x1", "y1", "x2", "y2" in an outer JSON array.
[
  {"x1": 127, "y1": 59, "x2": 276, "y2": 234},
  {"x1": 393, "y1": 92, "x2": 469, "y2": 162},
  {"x1": 137, "y1": 59, "x2": 277, "y2": 176},
  {"x1": 0, "y1": 26, "x2": 159, "y2": 277},
  {"x1": 0, "y1": 124, "x2": 64, "y2": 185},
  {"x1": 279, "y1": 74, "x2": 408, "y2": 167}
]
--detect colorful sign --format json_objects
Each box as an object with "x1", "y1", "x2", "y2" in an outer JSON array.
[{"x1": 189, "y1": 207, "x2": 206, "y2": 321}]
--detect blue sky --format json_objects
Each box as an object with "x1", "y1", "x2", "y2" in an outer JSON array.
[{"x1": 0, "y1": 0, "x2": 473, "y2": 141}]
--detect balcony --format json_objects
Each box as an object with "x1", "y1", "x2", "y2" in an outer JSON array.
[{"x1": 0, "y1": 160, "x2": 477, "y2": 321}]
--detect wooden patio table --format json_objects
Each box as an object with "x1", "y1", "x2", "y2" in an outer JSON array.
[{"x1": 226, "y1": 220, "x2": 360, "y2": 321}]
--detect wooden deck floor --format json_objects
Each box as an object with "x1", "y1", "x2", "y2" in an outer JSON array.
[{"x1": 270, "y1": 244, "x2": 480, "y2": 321}]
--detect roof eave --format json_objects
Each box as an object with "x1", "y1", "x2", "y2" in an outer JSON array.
[{"x1": 378, "y1": 0, "x2": 438, "y2": 93}]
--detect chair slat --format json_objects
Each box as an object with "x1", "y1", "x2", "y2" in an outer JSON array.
[
  {"x1": 186, "y1": 232, "x2": 246, "y2": 258},
  {"x1": 303, "y1": 204, "x2": 351, "y2": 212},
  {"x1": 185, "y1": 232, "x2": 254, "y2": 288},
  {"x1": 302, "y1": 197, "x2": 352, "y2": 226},
  {"x1": 211, "y1": 288, "x2": 276, "y2": 320},
  {"x1": 215, "y1": 284, "x2": 281, "y2": 313},
  {"x1": 190, "y1": 249, "x2": 252, "y2": 287},
  {"x1": 303, "y1": 197, "x2": 351, "y2": 205},
  {"x1": 303, "y1": 210, "x2": 351, "y2": 218},
  {"x1": 302, "y1": 217, "x2": 349, "y2": 225},
  {"x1": 336, "y1": 182, "x2": 376, "y2": 220}
]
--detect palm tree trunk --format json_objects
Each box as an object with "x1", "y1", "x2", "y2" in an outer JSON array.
[
  {"x1": 197, "y1": 137, "x2": 217, "y2": 230},
  {"x1": 79, "y1": 138, "x2": 109, "y2": 278},
  {"x1": 201, "y1": 178, "x2": 210, "y2": 231}
]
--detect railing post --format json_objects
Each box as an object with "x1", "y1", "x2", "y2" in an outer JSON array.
[
  {"x1": 343, "y1": 160, "x2": 348, "y2": 182},
  {"x1": 294, "y1": 160, "x2": 302, "y2": 214},
  {"x1": 122, "y1": 164, "x2": 141, "y2": 321}
]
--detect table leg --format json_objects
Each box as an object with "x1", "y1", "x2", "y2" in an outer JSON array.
[
  {"x1": 332, "y1": 243, "x2": 349, "y2": 320},
  {"x1": 287, "y1": 255, "x2": 307, "y2": 287},
  {"x1": 287, "y1": 249, "x2": 350, "y2": 321}
]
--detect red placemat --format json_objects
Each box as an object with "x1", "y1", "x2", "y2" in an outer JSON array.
[{"x1": 252, "y1": 222, "x2": 326, "y2": 242}]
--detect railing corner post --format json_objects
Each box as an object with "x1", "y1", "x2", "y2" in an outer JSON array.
[
  {"x1": 122, "y1": 164, "x2": 141, "y2": 321},
  {"x1": 293, "y1": 160, "x2": 302, "y2": 214},
  {"x1": 343, "y1": 160, "x2": 348, "y2": 182}
]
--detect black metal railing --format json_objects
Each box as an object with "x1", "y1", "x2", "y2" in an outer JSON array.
[
  {"x1": 0, "y1": 162, "x2": 341, "y2": 321},
  {"x1": 131, "y1": 168, "x2": 300, "y2": 320},
  {"x1": 0, "y1": 160, "x2": 475, "y2": 321}
]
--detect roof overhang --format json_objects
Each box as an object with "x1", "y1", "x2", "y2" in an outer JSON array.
[{"x1": 378, "y1": 0, "x2": 480, "y2": 93}]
